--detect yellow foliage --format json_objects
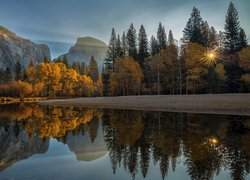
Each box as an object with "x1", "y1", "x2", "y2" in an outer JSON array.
[{"x1": 110, "y1": 56, "x2": 143, "y2": 96}]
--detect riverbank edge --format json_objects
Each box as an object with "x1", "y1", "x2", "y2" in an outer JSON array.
[{"x1": 38, "y1": 94, "x2": 250, "y2": 116}]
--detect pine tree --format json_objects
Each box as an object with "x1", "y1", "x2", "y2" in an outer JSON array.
[
  {"x1": 121, "y1": 31, "x2": 127, "y2": 57},
  {"x1": 224, "y1": 2, "x2": 247, "y2": 92},
  {"x1": 138, "y1": 25, "x2": 149, "y2": 66},
  {"x1": 239, "y1": 28, "x2": 248, "y2": 49},
  {"x1": 115, "y1": 34, "x2": 123, "y2": 57},
  {"x1": 104, "y1": 28, "x2": 117, "y2": 73},
  {"x1": 168, "y1": 30, "x2": 175, "y2": 45},
  {"x1": 182, "y1": 7, "x2": 203, "y2": 45},
  {"x1": 157, "y1": 22, "x2": 167, "y2": 49},
  {"x1": 224, "y1": 2, "x2": 241, "y2": 53},
  {"x1": 80, "y1": 62, "x2": 87, "y2": 75},
  {"x1": 150, "y1": 35, "x2": 159, "y2": 56},
  {"x1": 62, "y1": 55, "x2": 69, "y2": 68},
  {"x1": 208, "y1": 26, "x2": 219, "y2": 49},
  {"x1": 72, "y1": 62, "x2": 80, "y2": 73},
  {"x1": 103, "y1": 28, "x2": 117, "y2": 96},
  {"x1": 43, "y1": 56, "x2": 49, "y2": 63},
  {"x1": 14, "y1": 61, "x2": 22, "y2": 80},
  {"x1": 89, "y1": 56, "x2": 99, "y2": 82},
  {"x1": 126, "y1": 23, "x2": 137, "y2": 59},
  {"x1": 3, "y1": 67, "x2": 13, "y2": 83},
  {"x1": 201, "y1": 21, "x2": 210, "y2": 47}
]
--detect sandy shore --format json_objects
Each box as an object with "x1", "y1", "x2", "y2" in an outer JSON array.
[{"x1": 38, "y1": 94, "x2": 250, "y2": 116}]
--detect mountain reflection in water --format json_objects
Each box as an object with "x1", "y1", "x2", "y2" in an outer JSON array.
[{"x1": 0, "y1": 103, "x2": 249, "y2": 180}]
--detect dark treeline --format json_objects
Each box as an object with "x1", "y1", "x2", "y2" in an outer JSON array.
[{"x1": 103, "y1": 2, "x2": 249, "y2": 96}]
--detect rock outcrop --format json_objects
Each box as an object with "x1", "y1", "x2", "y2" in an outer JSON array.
[
  {"x1": 0, "y1": 124, "x2": 49, "y2": 171},
  {"x1": 57, "y1": 36, "x2": 107, "y2": 70},
  {"x1": 0, "y1": 25, "x2": 51, "y2": 71}
]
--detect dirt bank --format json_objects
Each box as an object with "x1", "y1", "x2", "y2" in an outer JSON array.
[{"x1": 38, "y1": 94, "x2": 250, "y2": 116}]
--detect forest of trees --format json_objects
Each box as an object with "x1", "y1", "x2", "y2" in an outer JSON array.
[
  {"x1": 103, "y1": 2, "x2": 249, "y2": 96},
  {"x1": 0, "y1": 56, "x2": 102, "y2": 97},
  {"x1": 0, "y1": 2, "x2": 249, "y2": 98}
]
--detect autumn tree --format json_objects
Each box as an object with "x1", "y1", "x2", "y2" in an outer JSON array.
[
  {"x1": 239, "y1": 46, "x2": 250, "y2": 91},
  {"x1": 89, "y1": 56, "x2": 99, "y2": 82},
  {"x1": 143, "y1": 54, "x2": 165, "y2": 95},
  {"x1": 110, "y1": 56, "x2": 143, "y2": 96},
  {"x1": 162, "y1": 44, "x2": 179, "y2": 94},
  {"x1": 183, "y1": 43, "x2": 207, "y2": 94}
]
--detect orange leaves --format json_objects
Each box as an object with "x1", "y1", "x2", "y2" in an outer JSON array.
[
  {"x1": 0, "y1": 61, "x2": 102, "y2": 98},
  {"x1": 110, "y1": 56, "x2": 143, "y2": 96}
]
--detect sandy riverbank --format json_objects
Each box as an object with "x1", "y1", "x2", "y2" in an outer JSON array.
[{"x1": 38, "y1": 94, "x2": 250, "y2": 116}]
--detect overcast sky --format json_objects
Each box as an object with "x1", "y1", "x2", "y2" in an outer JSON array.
[{"x1": 0, "y1": 0, "x2": 249, "y2": 58}]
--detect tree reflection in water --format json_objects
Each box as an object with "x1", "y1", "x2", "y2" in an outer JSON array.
[{"x1": 0, "y1": 104, "x2": 249, "y2": 180}]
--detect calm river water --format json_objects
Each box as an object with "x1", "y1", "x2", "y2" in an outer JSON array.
[{"x1": 0, "y1": 103, "x2": 249, "y2": 180}]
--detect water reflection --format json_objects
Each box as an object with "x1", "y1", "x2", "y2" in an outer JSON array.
[{"x1": 0, "y1": 103, "x2": 249, "y2": 180}]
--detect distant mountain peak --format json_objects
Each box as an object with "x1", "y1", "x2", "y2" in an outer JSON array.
[
  {"x1": 76, "y1": 36, "x2": 107, "y2": 47},
  {"x1": 57, "y1": 36, "x2": 107, "y2": 70}
]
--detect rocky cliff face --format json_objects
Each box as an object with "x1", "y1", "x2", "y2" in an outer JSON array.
[
  {"x1": 0, "y1": 124, "x2": 49, "y2": 171},
  {"x1": 0, "y1": 26, "x2": 51, "y2": 71},
  {"x1": 57, "y1": 37, "x2": 107, "y2": 70},
  {"x1": 65, "y1": 124, "x2": 107, "y2": 162}
]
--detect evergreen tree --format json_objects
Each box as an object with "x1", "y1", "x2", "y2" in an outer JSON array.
[
  {"x1": 201, "y1": 21, "x2": 210, "y2": 47},
  {"x1": 103, "y1": 28, "x2": 117, "y2": 96},
  {"x1": 126, "y1": 23, "x2": 137, "y2": 59},
  {"x1": 218, "y1": 31, "x2": 225, "y2": 52},
  {"x1": 14, "y1": 61, "x2": 22, "y2": 80},
  {"x1": 150, "y1": 35, "x2": 159, "y2": 56},
  {"x1": 80, "y1": 62, "x2": 87, "y2": 75},
  {"x1": 89, "y1": 56, "x2": 99, "y2": 82},
  {"x1": 208, "y1": 26, "x2": 219, "y2": 49},
  {"x1": 206, "y1": 64, "x2": 220, "y2": 93},
  {"x1": 104, "y1": 28, "x2": 117, "y2": 73},
  {"x1": 121, "y1": 31, "x2": 128, "y2": 57},
  {"x1": 224, "y1": 2, "x2": 247, "y2": 92},
  {"x1": 239, "y1": 28, "x2": 248, "y2": 49},
  {"x1": 224, "y1": 2, "x2": 241, "y2": 53},
  {"x1": 157, "y1": 22, "x2": 167, "y2": 49},
  {"x1": 138, "y1": 25, "x2": 149, "y2": 66},
  {"x1": 43, "y1": 56, "x2": 49, "y2": 63},
  {"x1": 168, "y1": 30, "x2": 175, "y2": 45},
  {"x1": 72, "y1": 62, "x2": 80, "y2": 73},
  {"x1": 62, "y1": 55, "x2": 69, "y2": 68},
  {"x1": 182, "y1": 7, "x2": 203, "y2": 45},
  {"x1": 115, "y1": 34, "x2": 123, "y2": 57},
  {"x1": 3, "y1": 67, "x2": 13, "y2": 83}
]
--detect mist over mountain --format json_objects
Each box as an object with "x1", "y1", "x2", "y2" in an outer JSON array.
[
  {"x1": 56, "y1": 37, "x2": 108, "y2": 69},
  {"x1": 0, "y1": 26, "x2": 51, "y2": 71}
]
